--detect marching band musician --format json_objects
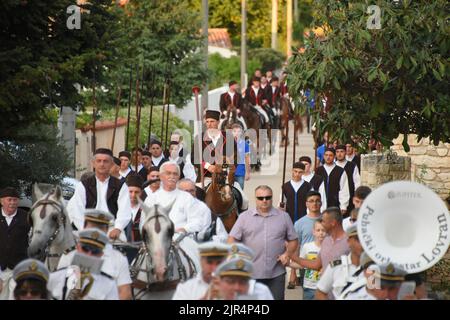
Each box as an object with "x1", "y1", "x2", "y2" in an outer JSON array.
[
  {"x1": 67, "y1": 148, "x2": 132, "y2": 241},
  {"x1": 12, "y1": 259, "x2": 50, "y2": 300},
  {"x1": 57, "y1": 210, "x2": 132, "y2": 300},
  {"x1": 172, "y1": 242, "x2": 230, "y2": 300},
  {"x1": 48, "y1": 229, "x2": 119, "y2": 300}
]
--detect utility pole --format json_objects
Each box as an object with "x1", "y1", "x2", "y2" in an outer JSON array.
[
  {"x1": 271, "y1": 0, "x2": 278, "y2": 50},
  {"x1": 241, "y1": 0, "x2": 247, "y2": 89},
  {"x1": 287, "y1": 0, "x2": 293, "y2": 57},
  {"x1": 201, "y1": 0, "x2": 208, "y2": 113}
]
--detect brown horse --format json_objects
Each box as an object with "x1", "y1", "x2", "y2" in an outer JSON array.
[
  {"x1": 204, "y1": 163, "x2": 238, "y2": 233},
  {"x1": 279, "y1": 97, "x2": 303, "y2": 147},
  {"x1": 240, "y1": 101, "x2": 272, "y2": 171},
  {"x1": 220, "y1": 104, "x2": 245, "y2": 130}
]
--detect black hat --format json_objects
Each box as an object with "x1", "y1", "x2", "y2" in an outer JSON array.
[
  {"x1": 298, "y1": 156, "x2": 312, "y2": 164},
  {"x1": 293, "y1": 162, "x2": 305, "y2": 170},
  {"x1": 142, "y1": 150, "x2": 151, "y2": 157},
  {"x1": 148, "y1": 166, "x2": 159, "y2": 173},
  {"x1": 270, "y1": 76, "x2": 279, "y2": 83},
  {"x1": 169, "y1": 141, "x2": 179, "y2": 146},
  {"x1": 150, "y1": 140, "x2": 162, "y2": 147},
  {"x1": 0, "y1": 187, "x2": 20, "y2": 198},
  {"x1": 118, "y1": 151, "x2": 131, "y2": 159},
  {"x1": 335, "y1": 144, "x2": 346, "y2": 151},
  {"x1": 113, "y1": 157, "x2": 121, "y2": 166},
  {"x1": 205, "y1": 110, "x2": 220, "y2": 121},
  {"x1": 229, "y1": 80, "x2": 237, "y2": 87},
  {"x1": 325, "y1": 147, "x2": 336, "y2": 155},
  {"x1": 126, "y1": 174, "x2": 144, "y2": 189},
  {"x1": 251, "y1": 76, "x2": 261, "y2": 82},
  {"x1": 94, "y1": 148, "x2": 113, "y2": 157}
]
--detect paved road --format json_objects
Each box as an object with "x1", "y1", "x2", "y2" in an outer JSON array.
[{"x1": 242, "y1": 120, "x2": 316, "y2": 300}]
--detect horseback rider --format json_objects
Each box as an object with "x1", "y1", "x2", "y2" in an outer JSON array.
[
  {"x1": 219, "y1": 81, "x2": 246, "y2": 130},
  {"x1": 196, "y1": 110, "x2": 248, "y2": 212},
  {"x1": 243, "y1": 76, "x2": 276, "y2": 129},
  {"x1": 264, "y1": 76, "x2": 282, "y2": 129}
]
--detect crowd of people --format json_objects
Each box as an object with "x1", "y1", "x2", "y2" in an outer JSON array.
[{"x1": 0, "y1": 71, "x2": 431, "y2": 300}]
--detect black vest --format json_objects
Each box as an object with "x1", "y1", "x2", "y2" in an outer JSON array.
[
  {"x1": 0, "y1": 209, "x2": 30, "y2": 270},
  {"x1": 282, "y1": 181, "x2": 311, "y2": 223},
  {"x1": 309, "y1": 174, "x2": 324, "y2": 192},
  {"x1": 343, "y1": 161, "x2": 357, "y2": 212},
  {"x1": 351, "y1": 155, "x2": 361, "y2": 173},
  {"x1": 315, "y1": 165, "x2": 345, "y2": 208},
  {"x1": 81, "y1": 175, "x2": 124, "y2": 218}
]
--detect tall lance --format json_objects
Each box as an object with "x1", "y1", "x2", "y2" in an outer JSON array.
[
  {"x1": 147, "y1": 66, "x2": 156, "y2": 147},
  {"x1": 125, "y1": 66, "x2": 133, "y2": 150},
  {"x1": 292, "y1": 105, "x2": 297, "y2": 166},
  {"x1": 280, "y1": 113, "x2": 289, "y2": 208},
  {"x1": 91, "y1": 68, "x2": 97, "y2": 154},
  {"x1": 164, "y1": 79, "x2": 171, "y2": 152},
  {"x1": 134, "y1": 64, "x2": 144, "y2": 169},
  {"x1": 111, "y1": 82, "x2": 122, "y2": 152},
  {"x1": 193, "y1": 86, "x2": 204, "y2": 189},
  {"x1": 161, "y1": 75, "x2": 168, "y2": 143}
]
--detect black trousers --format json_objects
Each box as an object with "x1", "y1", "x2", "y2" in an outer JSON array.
[{"x1": 256, "y1": 273, "x2": 286, "y2": 300}]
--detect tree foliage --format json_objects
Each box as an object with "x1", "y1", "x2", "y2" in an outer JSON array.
[
  {"x1": 0, "y1": 122, "x2": 72, "y2": 195},
  {"x1": 288, "y1": 0, "x2": 449, "y2": 148},
  {"x1": 0, "y1": 0, "x2": 122, "y2": 141}
]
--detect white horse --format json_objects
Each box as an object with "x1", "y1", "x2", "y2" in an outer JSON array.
[
  {"x1": 28, "y1": 184, "x2": 76, "y2": 272},
  {"x1": 130, "y1": 201, "x2": 200, "y2": 300}
]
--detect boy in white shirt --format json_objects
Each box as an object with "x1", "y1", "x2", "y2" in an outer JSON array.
[{"x1": 290, "y1": 220, "x2": 326, "y2": 300}]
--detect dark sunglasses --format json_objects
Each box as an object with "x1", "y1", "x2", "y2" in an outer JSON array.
[
  {"x1": 256, "y1": 196, "x2": 272, "y2": 201},
  {"x1": 81, "y1": 244, "x2": 102, "y2": 255},
  {"x1": 16, "y1": 289, "x2": 42, "y2": 296}
]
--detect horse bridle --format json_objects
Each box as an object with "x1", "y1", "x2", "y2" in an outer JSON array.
[{"x1": 29, "y1": 191, "x2": 69, "y2": 261}]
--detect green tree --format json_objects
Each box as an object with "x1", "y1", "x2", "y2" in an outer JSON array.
[
  {"x1": 0, "y1": 0, "x2": 123, "y2": 141},
  {"x1": 0, "y1": 122, "x2": 72, "y2": 195},
  {"x1": 112, "y1": 0, "x2": 207, "y2": 109},
  {"x1": 288, "y1": 0, "x2": 449, "y2": 149}
]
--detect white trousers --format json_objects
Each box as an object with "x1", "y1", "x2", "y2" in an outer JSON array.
[{"x1": 253, "y1": 105, "x2": 270, "y2": 123}]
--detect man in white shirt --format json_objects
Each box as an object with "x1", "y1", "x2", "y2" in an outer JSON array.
[
  {"x1": 118, "y1": 151, "x2": 133, "y2": 181},
  {"x1": 150, "y1": 140, "x2": 168, "y2": 169},
  {"x1": 169, "y1": 142, "x2": 197, "y2": 182},
  {"x1": 314, "y1": 148, "x2": 350, "y2": 215},
  {"x1": 335, "y1": 145, "x2": 361, "y2": 213},
  {"x1": 177, "y1": 179, "x2": 228, "y2": 243},
  {"x1": 143, "y1": 162, "x2": 203, "y2": 234},
  {"x1": 142, "y1": 167, "x2": 160, "y2": 201},
  {"x1": 67, "y1": 148, "x2": 132, "y2": 240},
  {"x1": 298, "y1": 156, "x2": 327, "y2": 212}
]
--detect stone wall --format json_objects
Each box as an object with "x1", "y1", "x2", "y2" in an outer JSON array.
[
  {"x1": 360, "y1": 153, "x2": 411, "y2": 189},
  {"x1": 390, "y1": 134, "x2": 450, "y2": 208}
]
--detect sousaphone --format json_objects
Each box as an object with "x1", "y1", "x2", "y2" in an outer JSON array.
[{"x1": 357, "y1": 181, "x2": 450, "y2": 273}]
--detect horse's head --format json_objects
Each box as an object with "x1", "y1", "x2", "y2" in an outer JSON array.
[
  {"x1": 140, "y1": 200, "x2": 175, "y2": 282},
  {"x1": 28, "y1": 184, "x2": 70, "y2": 261},
  {"x1": 212, "y1": 164, "x2": 234, "y2": 202}
]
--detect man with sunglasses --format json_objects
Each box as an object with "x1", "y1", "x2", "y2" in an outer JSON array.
[
  {"x1": 172, "y1": 241, "x2": 230, "y2": 299},
  {"x1": 228, "y1": 185, "x2": 298, "y2": 300},
  {"x1": 48, "y1": 229, "x2": 119, "y2": 300},
  {"x1": 57, "y1": 210, "x2": 132, "y2": 300}
]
